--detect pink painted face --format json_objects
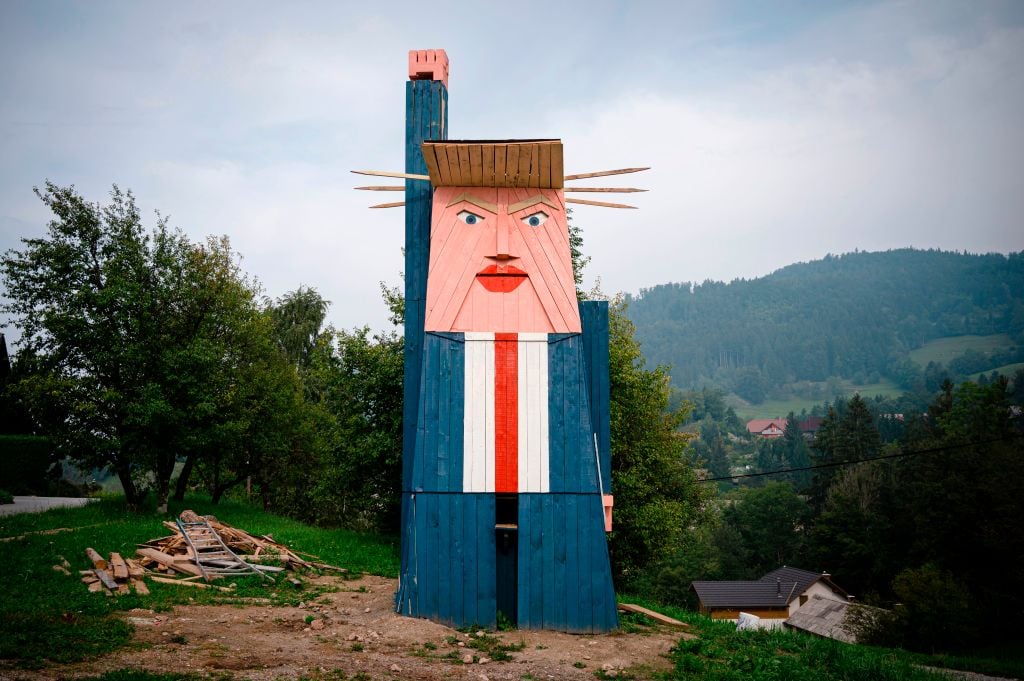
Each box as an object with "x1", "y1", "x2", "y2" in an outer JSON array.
[{"x1": 424, "y1": 186, "x2": 582, "y2": 333}]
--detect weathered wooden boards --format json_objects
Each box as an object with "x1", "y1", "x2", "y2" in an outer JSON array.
[
  {"x1": 78, "y1": 549, "x2": 148, "y2": 597},
  {"x1": 422, "y1": 140, "x2": 565, "y2": 189},
  {"x1": 70, "y1": 510, "x2": 344, "y2": 597}
]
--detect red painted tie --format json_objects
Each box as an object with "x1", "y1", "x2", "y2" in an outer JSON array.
[{"x1": 494, "y1": 333, "x2": 518, "y2": 492}]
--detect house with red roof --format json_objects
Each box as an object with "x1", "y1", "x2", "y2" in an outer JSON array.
[{"x1": 745, "y1": 418, "x2": 787, "y2": 439}]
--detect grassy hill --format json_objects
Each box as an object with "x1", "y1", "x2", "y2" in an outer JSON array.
[{"x1": 909, "y1": 333, "x2": 1015, "y2": 366}]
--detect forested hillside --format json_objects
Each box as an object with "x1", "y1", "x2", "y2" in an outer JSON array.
[{"x1": 626, "y1": 249, "x2": 1024, "y2": 403}]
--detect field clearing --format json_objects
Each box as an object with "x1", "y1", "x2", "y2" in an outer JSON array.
[
  {"x1": 968, "y1": 362, "x2": 1024, "y2": 380},
  {"x1": 909, "y1": 334, "x2": 1013, "y2": 366},
  {"x1": 731, "y1": 379, "x2": 904, "y2": 420}
]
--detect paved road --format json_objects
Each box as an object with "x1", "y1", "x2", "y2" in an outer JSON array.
[{"x1": 0, "y1": 496, "x2": 97, "y2": 516}]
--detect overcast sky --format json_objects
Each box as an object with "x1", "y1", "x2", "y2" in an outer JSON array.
[{"x1": 2, "y1": 0, "x2": 1023, "y2": 343}]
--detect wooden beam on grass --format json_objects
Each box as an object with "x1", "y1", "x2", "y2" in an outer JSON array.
[{"x1": 85, "y1": 547, "x2": 107, "y2": 570}]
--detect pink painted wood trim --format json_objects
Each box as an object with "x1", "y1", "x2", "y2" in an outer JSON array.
[{"x1": 408, "y1": 49, "x2": 449, "y2": 88}]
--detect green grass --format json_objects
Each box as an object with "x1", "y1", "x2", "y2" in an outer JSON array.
[
  {"x1": 0, "y1": 495, "x2": 399, "y2": 668},
  {"x1": 909, "y1": 333, "x2": 1013, "y2": 367},
  {"x1": 968, "y1": 361, "x2": 1024, "y2": 381},
  {"x1": 617, "y1": 596, "x2": 1023, "y2": 681},
  {"x1": 732, "y1": 379, "x2": 904, "y2": 420}
]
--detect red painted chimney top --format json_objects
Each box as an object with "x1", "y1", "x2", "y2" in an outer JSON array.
[{"x1": 408, "y1": 49, "x2": 449, "y2": 88}]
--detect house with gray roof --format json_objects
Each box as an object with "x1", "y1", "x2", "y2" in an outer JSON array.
[{"x1": 690, "y1": 567, "x2": 850, "y2": 629}]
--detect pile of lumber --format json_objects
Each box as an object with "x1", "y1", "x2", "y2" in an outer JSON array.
[
  {"x1": 74, "y1": 510, "x2": 343, "y2": 595},
  {"x1": 79, "y1": 548, "x2": 151, "y2": 597},
  {"x1": 135, "y1": 509, "x2": 322, "y2": 578}
]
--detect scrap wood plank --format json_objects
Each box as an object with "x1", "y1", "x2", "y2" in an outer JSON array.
[
  {"x1": 85, "y1": 547, "x2": 107, "y2": 569},
  {"x1": 618, "y1": 603, "x2": 690, "y2": 628},
  {"x1": 93, "y1": 568, "x2": 118, "y2": 590},
  {"x1": 109, "y1": 552, "x2": 129, "y2": 580},
  {"x1": 131, "y1": 579, "x2": 150, "y2": 596},
  {"x1": 136, "y1": 547, "x2": 203, "y2": 577},
  {"x1": 148, "y1": 575, "x2": 234, "y2": 592}
]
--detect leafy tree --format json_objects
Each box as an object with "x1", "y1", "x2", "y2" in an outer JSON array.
[
  {"x1": 809, "y1": 395, "x2": 880, "y2": 510},
  {"x1": 607, "y1": 297, "x2": 712, "y2": 585},
  {"x1": 270, "y1": 286, "x2": 330, "y2": 368},
  {"x1": 721, "y1": 481, "x2": 810, "y2": 577},
  {"x1": 1, "y1": 183, "x2": 263, "y2": 510}
]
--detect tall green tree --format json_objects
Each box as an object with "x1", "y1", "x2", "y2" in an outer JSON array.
[
  {"x1": 722, "y1": 481, "x2": 810, "y2": 577},
  {"x1": 607, "y1": 298, "x2": 712, "y2": 585},
  {"x1": 809, "y1": 394, "x2": 880, "y2": 509},
  {"x1": 270, "y1": 286, "x2": 330, "y2": 369},
  {"x1": 1, "y1": 183, "x2": 263, "y2": 510}
]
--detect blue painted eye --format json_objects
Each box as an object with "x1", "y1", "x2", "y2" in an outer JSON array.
[
  {"x1": 522, "y1": 211, "x2": 549, "y2": 227},
  {"x1": 457, "y1": 210, "x2": 483, "y2": 225}
]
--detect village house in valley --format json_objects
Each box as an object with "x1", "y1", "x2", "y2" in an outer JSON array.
[{"x1": 690, "y1": 567, "x2": 850, "y2": 629}]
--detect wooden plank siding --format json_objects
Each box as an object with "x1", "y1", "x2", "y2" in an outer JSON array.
[
  {"x1": 402, "y1": 79, "x2": 447, "y2": 492},
  {"x1": 580, "y1": 301, "x2": 612, "y2": 492},
  {"x1": 516, "y1": 493, "x2": 617, "y2": 632},
  {"x1": 421, "y1": 141, "x2": 563, "y2": 188}
]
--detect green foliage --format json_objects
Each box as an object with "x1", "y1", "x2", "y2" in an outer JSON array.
[
  {"x1": 0, "y1": 488, "x2": 12, "y2": 504},
  {"x1": 270, "y1": 286, "x2": 330, "y2": 368},
  {"x1": 608, "y1": 298, "x2": 712, "y2": 585},
  {"x1": 0, "y1": 434, "x2": 53, "y2": 494},
  {"x1": 1, "y1": 183, "x2": 269, "y2": 511},
  {"x1": 626, "y1": 249, "x2": 1024, "y2": 398},
  {"x1": 281, "y1": 325, "x2": 404, "y2": 532},
  {"x1": 808, "y1": 395, "x2": 880, "y2": 510},
  {"x1": 721, "y1": 482, "x2": 810, "y2": 577}
]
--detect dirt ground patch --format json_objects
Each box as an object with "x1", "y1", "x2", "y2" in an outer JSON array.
[{"x1": 7, "y1": 574, "x2": 692, "y2": 681}]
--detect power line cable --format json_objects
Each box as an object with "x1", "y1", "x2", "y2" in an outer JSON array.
[{"x1": 697, "y1": 433, "x2": 1024, "y2": 483}]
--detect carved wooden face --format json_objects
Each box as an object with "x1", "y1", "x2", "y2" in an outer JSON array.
[{"x1": 424, "y1": 187, "x2": 582, "y2": 333}]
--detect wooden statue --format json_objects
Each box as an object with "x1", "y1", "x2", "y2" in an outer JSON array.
[{"x1": 354, "y1": 51, "x2": 647, "y2": 633}]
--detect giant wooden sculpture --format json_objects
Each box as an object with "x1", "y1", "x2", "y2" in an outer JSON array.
[{"x1": 355, "y1": 50, "x2": 647, "y2": 633}]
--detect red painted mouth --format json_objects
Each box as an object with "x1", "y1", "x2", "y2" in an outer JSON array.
[{"x1": 476, "y1": 264, "x2": 527, "y2": 292}]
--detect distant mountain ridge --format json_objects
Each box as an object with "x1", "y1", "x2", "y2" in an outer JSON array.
[{"x1": 624, "y1": 248, "x2": 1024, "y2": 402}]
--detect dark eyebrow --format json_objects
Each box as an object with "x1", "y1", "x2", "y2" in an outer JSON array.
[
  {"x1": 507, "y1": 194, "x2": 560, "y2": 213},
  {"x1": 446, "y1": 192, "x2": 498, "y2": 213}
]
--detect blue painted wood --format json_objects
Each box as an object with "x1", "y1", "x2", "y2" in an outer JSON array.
[
  {"x1": 437, "y1": 493, "x2": 452, "y2": 625},
  {"x1": 541, "y1": 494, "x2": 556, "y2": 628},
  {"x1": 450, "y1": 492, "x2": 465, "y2": 625},
  {"x1": 552, "y1": 494, "x2": 568, "y2": 631},
  {"x1": 412, "y1": 334, "x2": 466, "y2": 492},
  {"x1": 564, "y1": 494, "x2": 581, "y2": 630},
  {"x1": 464, "y1": 494, "x2": 481, "y2": 625},
  {"x1": 529, "y1": 495, "x2": 544, "y2": 629},
  {"x1": 402, "y1": 78, "x2": 447, "y2": 493},
  {"x1": 548, "y1": 336, "x2": 598, "y2": 492},
  {"x1": 437, "y1": 336, "x2": 452, "y2": 486},
  {"x1": 515, "y1": 498, "x2": 532, "y2": 629},
  {"x1": 449, "y1": 341, "x2": 465, "y2": 492},
  {"x1": 477, "y1": 494, "x2": 497, "y2": 628},
  {"x1": 580, "y1": 301, "x2": 611, "y2": 492},
  {"x1": 547, "y1": 339, "x2": 566, "y2": 491}
]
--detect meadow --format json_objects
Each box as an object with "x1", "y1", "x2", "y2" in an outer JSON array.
[{"x1": 1, "y1": 498, "x2": 1019, "y2": 680}]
